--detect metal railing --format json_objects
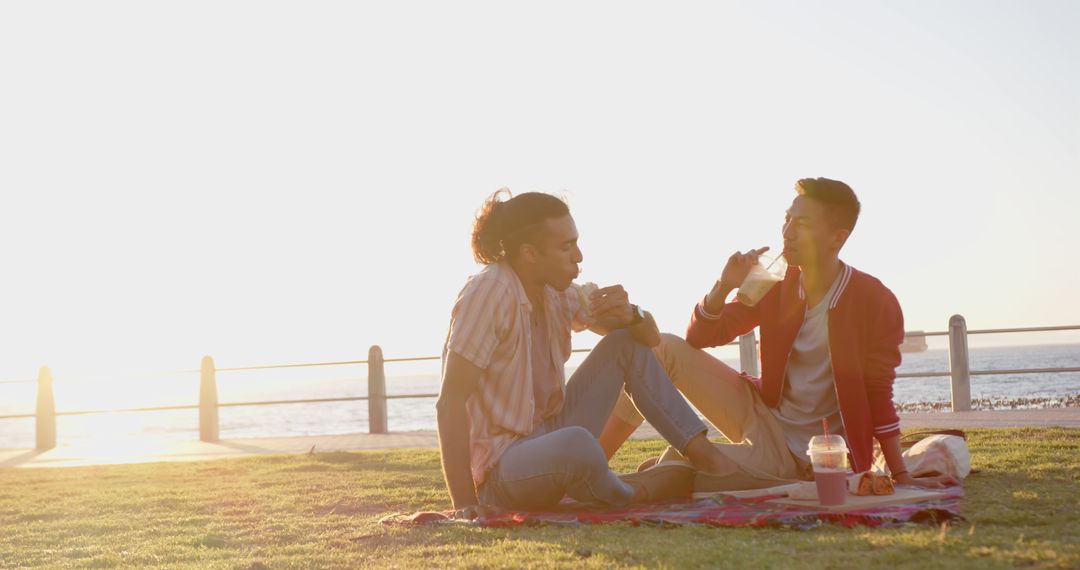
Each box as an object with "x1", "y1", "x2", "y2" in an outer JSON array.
[
  {"x1": 2, "y1": 316, "x2": 1078, "y2": 450},
  {"x1": 894, "y1": 318, "x2": 1080, "y2": 411}
]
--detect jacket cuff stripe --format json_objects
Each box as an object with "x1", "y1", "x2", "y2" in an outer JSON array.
[
  {"x1": 697, "y1": 297, "x2": 723, "y2": 320},
  {"x1": 874, "y1": 422, "x2": 901, "y2": 434}
]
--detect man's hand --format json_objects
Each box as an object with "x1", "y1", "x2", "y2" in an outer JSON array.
[
  {"x1": 449, "y1": 503, "x2": 500, "y2": 520},
  {"x1": 703, "y1": 246, "x2": 771, "y2": 314},
  {"x1": 893, "y1": 472, "x2": 959, "y2": 489},
  {"x1": 585, "y1": 284, "x2": 661, "y2": 346},
  {"x1": 588, "y1": 284, "x2": 633, "y2": 327},
  {"x1": 718, "y1": 246, "x2": 770, "y2": 291}
]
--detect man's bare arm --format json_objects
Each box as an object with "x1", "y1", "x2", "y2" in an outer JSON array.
[
  {"x1": 435, "y1": 352, "x2": 483, "y2": 509},
  {"x1": 878, "y1": 433, "x2": 958, "y2": 489}
]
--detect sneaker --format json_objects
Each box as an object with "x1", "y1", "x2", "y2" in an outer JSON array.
[
  {"x1": 636, "y1": 446, "x2": 689, "y2": 472},
  {"x1": 692, "y1": 468, "x2": 794, "y2": 495},
  {"x1": 618, "y1": 461, "x2": 695, "y2": 502}
]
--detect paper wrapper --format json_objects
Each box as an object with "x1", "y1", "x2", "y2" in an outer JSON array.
[
  {"x1": 786, "y1": 482, "x2": 820, "y2": 501},
  {"x1": 572, "y1": 282, "x2": 599, "y2": 318},
  {"x1": 848, "y1": 471, "x2": 895, "y2": 496},
  {"x1": 788, "y1": 472, "x2": 896, "y2": 501}
]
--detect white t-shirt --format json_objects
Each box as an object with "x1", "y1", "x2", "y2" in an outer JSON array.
[{"x1": 771, "y1": 273, "x2": 845, "y2": 456}]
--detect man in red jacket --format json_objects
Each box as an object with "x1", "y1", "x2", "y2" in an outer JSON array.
[{"x1": 600, "y1": 178, "x2": 956, "y2": 491}]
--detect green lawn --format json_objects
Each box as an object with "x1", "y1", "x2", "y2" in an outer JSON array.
[{"x1": 1, "y1": 428, "x2": 1078, "y2": 569}]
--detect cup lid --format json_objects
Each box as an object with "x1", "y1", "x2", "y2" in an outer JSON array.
[
  {"x1": 758, "y1": 253, "x2": 788, "y2": 276},
  {"x1": 806, "y1": 435, "x2": 847, "y2": 454}
]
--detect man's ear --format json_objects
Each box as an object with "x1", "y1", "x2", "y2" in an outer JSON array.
[
  {"x1": 518, "y1": 242, "x2": 539, "y2": 264},
  {"x1": 832, "y1": 228, "x2": 851, "y2": 251}
]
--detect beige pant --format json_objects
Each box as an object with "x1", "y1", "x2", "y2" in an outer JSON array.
[{"x1": 613, "y1": 334, "x2": 813, "y2": 489}]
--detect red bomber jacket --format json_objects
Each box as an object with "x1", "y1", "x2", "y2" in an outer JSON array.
[{"x1": 686, "y1": 262, "x2": 904, "y2": 472}]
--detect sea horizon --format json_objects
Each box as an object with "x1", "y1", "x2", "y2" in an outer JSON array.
[{"x1": 1, "y1": 342, "x2": 1077, "y2": 450}]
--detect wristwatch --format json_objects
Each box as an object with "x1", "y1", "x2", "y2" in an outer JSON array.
[{"x1": 628, "y1": 304, "x2": 646, "y2": 326}]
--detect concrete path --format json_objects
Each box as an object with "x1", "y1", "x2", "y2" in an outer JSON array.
[
  {"x1": 2, "y1": 408, "x2": 1077, "y2": 469},
  {"x1": 897, "y1": 408, "x2": 1080, "y2": 429},
  {"x1": 0, "y1": 431, "x2": 440, "y2": 469}
]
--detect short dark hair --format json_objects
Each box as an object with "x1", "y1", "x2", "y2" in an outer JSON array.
[
  {"x1": 471, "y1": 189, "x2": 570, "y2": 265},
  {"x1": 796, "y1": 178, "x2": 860, "y2": 232}
]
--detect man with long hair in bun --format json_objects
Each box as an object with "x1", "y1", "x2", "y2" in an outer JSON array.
[{"x1": 437, "y1": 189, "x2": 730, "y2": 517}]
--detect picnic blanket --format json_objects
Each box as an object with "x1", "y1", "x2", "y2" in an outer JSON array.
[{"x1": 380, "y1": 485, "x2": 964, "y2": 530}]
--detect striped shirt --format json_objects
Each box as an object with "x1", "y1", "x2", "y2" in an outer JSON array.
[{"x1": 442, "y1": 262, "x2": 590, "y2": 485}]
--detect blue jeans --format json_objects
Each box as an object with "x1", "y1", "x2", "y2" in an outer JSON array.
[{"x1": 477, "y1": 329, "x2": 708, "y2": 510}]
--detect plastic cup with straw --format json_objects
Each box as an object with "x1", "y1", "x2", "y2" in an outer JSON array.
[
  {"x1": 735, "y1": 251, "x2": 788, "y2": 307},
  {"x1": 807, "y1": 417, "x2": 849, "y2": 506}
]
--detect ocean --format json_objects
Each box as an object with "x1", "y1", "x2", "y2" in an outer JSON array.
[{"x1": 0, "y1": 343, "x2": 1077, "y2": 450}]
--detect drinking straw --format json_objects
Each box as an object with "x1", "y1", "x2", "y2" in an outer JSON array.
[
  {"x1": 822, "y1": 418, "x2": 830, "y2": 447},
  {"x1": 765, "y1": 253, "x2": 782, "y2": 271}
]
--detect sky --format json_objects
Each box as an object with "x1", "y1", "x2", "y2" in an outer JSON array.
[{"x1": 1, "y1": 1, "x2": 1078, "y2": 389}]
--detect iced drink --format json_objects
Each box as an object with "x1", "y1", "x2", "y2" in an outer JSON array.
[
  {"x1": 735, "y1": 254, "x2": 787, "y2": 307},
  {"x1": 814, "y1": 470, "x2": 848, "y2": 506},
  {"x1": 807, "y1": 435, "x2": 849, "y2": 506}
]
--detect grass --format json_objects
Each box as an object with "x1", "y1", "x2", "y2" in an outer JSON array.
[{"x1": 1, "y1": 428, "x2": 1078, "y2": 569}]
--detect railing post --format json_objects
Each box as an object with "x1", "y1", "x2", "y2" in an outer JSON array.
[
  {"x1": 368, "y1": 345, "x2": 387, "y2": 434},
  {"x1": 739, "y1": 331, "x2": 760, "y2": 377},
  {"x1": 948, "y1": 315, "x2": 971, "y2": 412},
  {"x1": 35, "y1": 366, "x2": 56, "y2": 450},
  {"x1": 199, "y1": 356, "x2": 219, "y2": 442}
]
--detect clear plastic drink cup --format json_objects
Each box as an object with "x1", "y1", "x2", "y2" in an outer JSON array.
[
  {"x1": 735, "y1": 254, "x2": 787, "y2": 307},
  {"x1": 807, "y1": 435, "x2": 849, "y2": 506}
]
